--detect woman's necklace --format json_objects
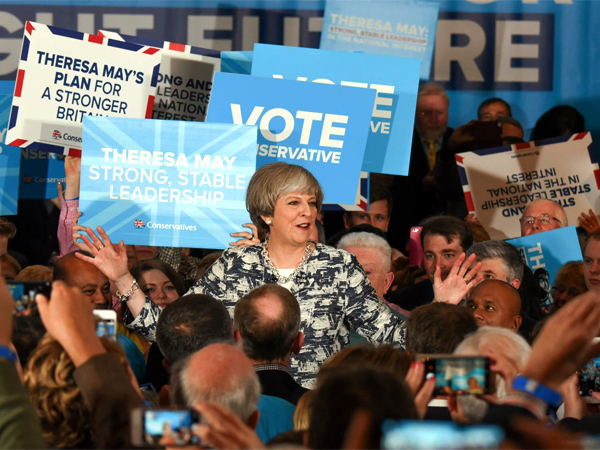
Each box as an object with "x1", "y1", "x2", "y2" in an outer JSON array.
[{"x1": 261, "y1": 238, "x2": 312, "y2": 284}]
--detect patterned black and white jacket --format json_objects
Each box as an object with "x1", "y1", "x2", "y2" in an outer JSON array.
[{"x1": 125, "y1": 243, "x2": 406, "y2": 388}]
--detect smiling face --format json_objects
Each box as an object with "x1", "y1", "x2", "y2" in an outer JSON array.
[
  {"x1": 344, "y1": 200, "x2": 390, "y2": 232},
  {"x1": 139, "y1": 269, "x2": 179, "y2": 308},
  {"x1": 263, "y1": 192, "x2": 317, "y2": 247},
  {"x1": 520, "y1": 200, "x2": 565, "y2": 236},
  {"x1": 63, "y1": 257, "x2": 111, "y2": 310},
  {"x1": 584, "y1": 239, "x2": 600, "y2": 293},
  {"x1": 422, "y1": 234, "x2": 464, "y2": 283}
]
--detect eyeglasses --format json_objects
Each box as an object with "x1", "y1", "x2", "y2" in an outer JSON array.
[
  {"x1": 551, "y1": 285, "x2": 584, "y2": 298},
  {"x1": 520, "y1": 214, "x2": 563, "y2": 226}
]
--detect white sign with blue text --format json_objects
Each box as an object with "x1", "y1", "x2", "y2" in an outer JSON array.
[
  {"x1": 507, "y1": 226, "x2": 583, "y2": 309},
  {"x1": 79, "y1": 117, "x2": 257, "y2": 249},
  {"x1": 6, "y1": 21, "x2": 161, "y2": 156},
  {"x1": 206, "y1": 72, "x2": 375, "y2": 204},
  {"x1": 320, "y1": 0, "x2": 439, "y2": 80},
  {"x1": 252, "y1": 43, "x2": 420, "y2": 176},
  {"x1": 0, "y1": 94, "x2": 20, "y2": 215}
]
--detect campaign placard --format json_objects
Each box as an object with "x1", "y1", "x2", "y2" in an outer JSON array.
[
  {"x1": 19, "y1": 149, "x2": 65, "y2": 199},
  {"x1": 6, "y1": 21, "x2": 161, "y2": 156},
  {"x1": 79, "y1": 117, "x2": 257, "y2": 249},
  {"x1": 507, "y1": 226, "x2": 583, "y2": 309},
  {"x1": 252, "y1": 43, "x2": 420, "y2": 176},
  {"x1": 320, "y1": 0, "x2": 439, "y2": 80},
  {"x1": 457, "y1": 133, "x2": 600, "y2": 239},
  {"x1": 0, "y1": 94, "x2": 20, "y2": 215},
  {"x1": 221, "y1": 51, "x2": 253, "y2": 75},
  {"x1": 98, "y1": 30, "x2": 220, "y2": 122},
  {"x1": 206, "y1": 72, "x2": 375, "y2": 204}
]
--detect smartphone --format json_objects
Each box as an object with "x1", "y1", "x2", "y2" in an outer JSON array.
[
  {"x1": 93, "y1": 310, "x2": 117, "y2": 341},
  {"x1": 7, "y1": 281, "x2": 52, "y2": 314},
  {"x1": 420, "y1": 355, "x2": 492, "y2": 396},
  {"x1": 406, "y1": 226, "x2": 423, "y2": 266},
  {"x1": 130, "y1": 408, "x2": 201, "y2": 447},
  {"x1": 578, "y1": 338, "x2": 600, "y2": 402},
  {"x1": 381, "y1": 420, "x2": 504, "y2": 449},
  {"x1": 472, "y1": 120, "x2": 502, "y2": 150}
]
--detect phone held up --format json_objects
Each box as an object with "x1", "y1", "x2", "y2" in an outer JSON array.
[{"x1": 130, "y1": 408, "x2": 201, "y2": 447}]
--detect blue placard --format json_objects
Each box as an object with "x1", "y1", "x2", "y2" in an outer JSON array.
[
  {"x1": 19, "y1": 149, "x2": 66, "y2": 199},
  {"x1": 0, "y1": 94, "x2": 20, "y2": 215},
  {"x1": 507, "y1": 226, "x2": 583, "y2": 308},
  {"x1": 221, "y1": 51, "x2": 253, "y2": 74},
  {"x1": 79, "y1": 117, "x2": 257, "y2": 249},
  {"x1": 206, "y1": 72, "x2": 375, "y2": 204},
  {"x1": 320, "y1": 0, "x2": 439, "y2": 80},
  {"x1": 252, "y1": 43, "x2": 420, "y2": 176}
]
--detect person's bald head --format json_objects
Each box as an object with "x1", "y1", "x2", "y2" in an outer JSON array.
[
  {"x1": 179, "y1": 343, "x2": 260, "y2": 425},
  {"x1": 520, "y1": 199, "x2": 567, "y2": 236},
  {"x1": 53, "y1": 252, "x2": 111, "y2": 309},
  {"x1": 465, "y1": 279, "x2": 522, "y2": 331},
  {"x1": 234, "y1": 284, "x2": 302, "y2": 364}
]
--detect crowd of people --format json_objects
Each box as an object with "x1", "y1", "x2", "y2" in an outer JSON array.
[{"x1": 2, "y1": 85, "x2": 600, "y2": 450}]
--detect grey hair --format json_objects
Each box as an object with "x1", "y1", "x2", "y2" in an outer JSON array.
[
  {"x1": 338, "y1": 231, "x2": 392, "y2": 272},
  {"x1": 465, "y1": 240, "x2": 524, "y2": 283},
  {"x1": 177, "y1": 354, "x2": 261, "y2": 422},
  {"x1": 522, "y1": 199, "x2": 568, "y2": 226},
  {"x1": 418, "y1": 82, "x2": 449, "y2": 106},
  {"x1": 454, "y1": 327, "x2": 531, "y2": 423}
]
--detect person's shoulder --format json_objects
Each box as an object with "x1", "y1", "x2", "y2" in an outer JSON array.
[{"x1": 313, "y1": 243, "x2": 354, "y2": 263}]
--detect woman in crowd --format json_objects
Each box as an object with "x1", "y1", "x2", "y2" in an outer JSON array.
[
  {"x1": 130, "y1": 259, "x2": 185, "y2": 309},
  {"x1": 76, "y1": 162, "x2": 478, "y2": 387},
  {"x1": 552, "y1": 261, "x2": 586, "y2": 311},
  {"x1": 24, "y1": 334, "x2": 138, "y2": 448}
]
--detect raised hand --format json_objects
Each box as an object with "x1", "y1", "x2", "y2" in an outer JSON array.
[
  {"x1": 433, "y1": 253, "x2": 483, "y2": 305},
  {"x1": 230, "y1": 223, "x2": 261, "y2": 247}
]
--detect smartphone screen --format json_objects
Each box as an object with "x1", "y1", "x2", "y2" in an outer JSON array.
[
  {"x1": 423, "y1": 356, "x2": 491, "y2": 396},
  {"x1": 131, "y1": 408, "x2": 201, "y2": 447},
  {"x1": 381, "y1": 420, "x2": 504, "y2": 449},
  {"x1": 579, "y1": 350, "x2": 600, "y2": 401},
  {"x1": 93, "y1": 310, "x2": 117, "y2": 341},
  {"x1": 8, "y1": 281, "x2": 52, "y2": 313}
]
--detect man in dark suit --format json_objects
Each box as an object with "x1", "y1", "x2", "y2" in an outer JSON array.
[
  {"x1": 233, "y1": 284, "x2": 307, "y2": 405},
  {"x1": 384, "y1": 82, "x2": 454, "y2": 250}
]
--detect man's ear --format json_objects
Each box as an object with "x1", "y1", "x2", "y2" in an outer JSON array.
[
  {"x1": 234, "y1": 329, "x2": 243, "y2": 343},
  {"x1": 161, "y1": 358, "x2": 171, "y2": 373},
  {"x1": 447, "y1": 395, "x2": 458, "y2": 412},
  {"x1": 247, "y1": 410, "x2": 260, "y2": 430},
  {"x1": 292, "y1": 331, "x2": 304, "y2": 355},
  {"x1": 512, "y1": 315, "x2": 522, "y2": 332},
  {"x1": 342, "y1": 212, "x2": 351, "y2": 230},
  {"x1": 510, "y1": 279, "x2": 521, "y2": 289}
]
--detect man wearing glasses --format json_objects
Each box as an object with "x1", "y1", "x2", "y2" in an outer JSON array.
[{"x1": 519, "y1": 199, "x2": 567, "y2": 237}]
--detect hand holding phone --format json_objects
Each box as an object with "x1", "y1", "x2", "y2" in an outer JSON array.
[
  {"x1": 130, "y1": 408, "x2": 201, "y2": 447},
  {"x1": 8, "y1": 281, "x2": 52, "y2": 315},
  {"x1": 420, "y1": 356, "x2": 492, "y2": 396}
]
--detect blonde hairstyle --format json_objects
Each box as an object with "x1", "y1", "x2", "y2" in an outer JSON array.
[
  {"x1": 24, "y1": 334, "x2": 130, "y2": 448},
  {"x1": 293, "y1": 389, "x2": 314, "y2": 431},
  {"x1": 246, "y1": 162, "x2": 323, "y2": 236},
  {"x1": 15, "y1": 265, "x2": 53, "y2": 282}
]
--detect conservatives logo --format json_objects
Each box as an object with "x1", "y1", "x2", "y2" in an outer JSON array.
[
  {"x1": 134, "y1": 219, "x2": 145, "y2": 228},
  {"x1": 52, "y1": 130, "x2": 62, "y2": 140},
  {"x1": 23, "y1": 176, "x2": 32, "y2": 183}
]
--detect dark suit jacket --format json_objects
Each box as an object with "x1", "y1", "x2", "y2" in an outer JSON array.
[
  {"x1": 387, "y1": 278, "x2": 434, "y2": 311},
  {"x1": 256, "y1": 368, "x2": 308, "y2": 405},
  {"x1": 387, "y1": 128, "x2": 455, "y2": 250}
]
